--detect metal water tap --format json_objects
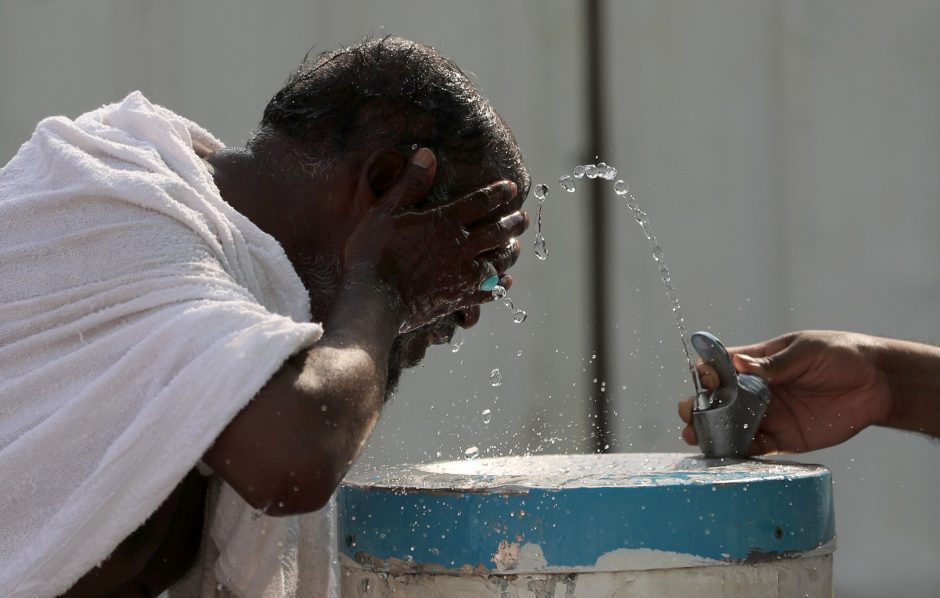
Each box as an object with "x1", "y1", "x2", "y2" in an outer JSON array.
[{"x1": 691, "y1": 331, "x2": 772, "y2": 459}]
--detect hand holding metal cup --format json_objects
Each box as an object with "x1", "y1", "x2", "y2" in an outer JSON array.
[{"x1": 691, "y1": 331, "x2": 772, "y2": 459}]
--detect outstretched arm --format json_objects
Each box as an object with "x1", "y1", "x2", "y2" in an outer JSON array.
[{"x1": 678, "y1": 330, "x2": 940, "y2": 455}]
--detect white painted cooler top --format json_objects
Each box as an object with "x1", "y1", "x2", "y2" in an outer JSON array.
[{"x1": 338, "y1": 453, "x2": 835, "y2": 597}]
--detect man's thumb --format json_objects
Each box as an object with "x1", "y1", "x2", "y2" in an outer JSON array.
[
  {"x1": 734, "y1": 353, "x2": 772, "y2": 379},
  {"x1": 386, "y1": 148, "x2": 436, "y2": 211}
]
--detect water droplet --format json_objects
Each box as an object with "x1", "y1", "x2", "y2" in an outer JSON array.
[
  {"x1": 573, "y1": 165, "x2": 586, "y2": 178},
  {"x1": 482, "y1": 409, "x2": 492, "y2": 424},
  {"x1": 464, "y1": 446, "x2": 480, "y2": 459},
  {"x1": 403, "y1": 554, "x2": 415, "y2": 564},
  {"x1": 602, "y1": 165, "x2": 618, "y2": 180},
  {"x1": 614, "y1": 179, "x2": 629, "y2": 195},
  {"x1": 585, "y1": 164, "x2": 600, "y2": 178},
  {"x1": 559, "y1": 175, "x2": 576, "y2": 192},
  {"x1": 490, "y1": 368, "x2": 502, "y2": 387},
  {"x1": 321, "y1": 404, "x2": 328, "y2": 412},
  {"x1": 491, "y1": 285, "x2": 507, "y2": 300},
  {"x1": 534, "y1": 233, "x2": 549, "y2": 260},
  {"x1": 516, "y1": 349, "x2": 523, "y2": 357},
  {"x1": 512, "y1": 310, "x2": 527, "y2": 323},
  {"x1": 533, "y1": 183, "x2": 549, "y2": 200},
  {"x1": 450, "y1": 328, "x2": 464, "y2": 353},
  {"x1": 743, "y1": 423, "x2": 749, "y2": 429}
]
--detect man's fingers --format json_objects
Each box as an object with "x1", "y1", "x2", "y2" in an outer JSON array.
[
  {"x1": 468, "y1": 211, "x2": 528, "y2": 254},
  {"x1": 455, "y1": 306, "x2": 481, "y2": 328},
  {"x1": 733, "y1": 344, "x2": 798, "y2": 383},
  {"x1": 679, "y1": 398, "x2": 697, "y2": 445},
  {"x1": 381, "y1": 147, "x2": 437, "y2": 211},
  {"x1": 678, "y1": 397, "x2": 694, "y2": 424},
  {"x1": 732, "y1": 353, "x2": 768, "y2": 377},
  {"x1": 726, "y1": 333, "x2": 796, "y2": 361},
  {"x1": 696, "y1": 363, "x2": 720, "y2": 390},
  {"x1": 445, "y1": 180, "x2": 518, "y2": 224},
  {"x1": 479, "y1": 238, "x2": 521, "y2": 276},
  {"x1": 681, "y1": 424, "x2": 698, "y2": 446}
]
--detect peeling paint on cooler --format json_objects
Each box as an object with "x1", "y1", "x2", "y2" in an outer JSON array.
[{"x1": 339, "y1": 453, "x2": 835, "y2": 597}]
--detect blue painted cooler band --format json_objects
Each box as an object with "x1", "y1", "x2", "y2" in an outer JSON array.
[{"x1": 338, "y1": 453, "x2": 835, "y2": 571}]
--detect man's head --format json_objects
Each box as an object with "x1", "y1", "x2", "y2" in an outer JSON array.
[
  {"x1": 255, "y1": 36, "x2": 528, "y2": 207},
  {"x1": 251, "y1": 36, "x2": 529, "y2": 394}
]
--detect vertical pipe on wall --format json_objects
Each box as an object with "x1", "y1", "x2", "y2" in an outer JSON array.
[{"x1": 585, "y1": 0, "x2": 612, "y2": 453}]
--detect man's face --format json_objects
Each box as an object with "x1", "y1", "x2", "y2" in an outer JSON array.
[
  {"x1": 381, "y1": 171, "x2": 528, "y2": 396},
  {"x1": 292, "y1": 248, "x2": 469, "y2": 398},
  {"x1": 293, "y1": 162, "x2": 527, "y2": 400}
]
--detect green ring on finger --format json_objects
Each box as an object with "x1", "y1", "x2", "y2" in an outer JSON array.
[{"x1": 479, "y1": 274, "x2": 500, "y2": 292}]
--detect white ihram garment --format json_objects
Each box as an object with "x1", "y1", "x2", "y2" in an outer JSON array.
[{"x1": 0, "y1": 92, "x2": 338, "y2": 597}]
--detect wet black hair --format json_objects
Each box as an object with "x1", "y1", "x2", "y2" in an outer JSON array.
[{"x1": 255, "y1": 35, "x2": 529, "y2": 200}]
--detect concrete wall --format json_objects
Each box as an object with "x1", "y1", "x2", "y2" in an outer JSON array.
[{"x1": 1, "y1": 1, "x2": 937, "y2": 595}]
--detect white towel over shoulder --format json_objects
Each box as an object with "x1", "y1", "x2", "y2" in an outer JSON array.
[{"x1": 0, "y1": 92, "x2": 335, "y2": 597}]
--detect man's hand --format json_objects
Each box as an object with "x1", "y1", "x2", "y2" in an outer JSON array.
[
  {"x1": 204, "y1": 148, "x2": 528, "y2": 516},
  {"x1": 344, "y1": 148, "x2": 526, "y2": 333},
  {"x1": 678, "y1": 331, "x2": 895, "y2": 455}
]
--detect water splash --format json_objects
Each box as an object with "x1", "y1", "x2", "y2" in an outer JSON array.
[
  {"x1": 489, "y1": 368, "x2": 503, "y2": 387},
  {"x1": 533, "y1": 183, "x2": 549, "y2": 200},
  {"x1": 464, "y1": 446, "x2": 480, "y2": 459},
  {"x1": 559, "y1": 175, "x2": 576, "y2": 192},
  {"x1": 533, "y1": 234, "x2": 548, "y2": 260},
  {"x1": 450, "y1": 327, "x2": 465, "y2": 353},
  {"x1": 492, "y1": 285, "x2": 527, "y2": 323},
  {"x1": 533, "y1": 182, "x2": 550, "y2": 261}
]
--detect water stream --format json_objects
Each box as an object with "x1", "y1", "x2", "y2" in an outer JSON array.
[{"x1": 534, "y1": 164, "x2": 703, "y2": 395}]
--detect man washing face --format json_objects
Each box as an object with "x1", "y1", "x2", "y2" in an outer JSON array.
[{"x1": 0, "y1": 36, "x2": 529, "y2": 597}]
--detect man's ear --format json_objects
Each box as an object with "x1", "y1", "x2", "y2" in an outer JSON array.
[{"x1": 364, "y1": 149, "x2": 407, "y2": 199}]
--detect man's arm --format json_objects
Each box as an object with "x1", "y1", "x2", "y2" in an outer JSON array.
[
  {"x1": 203, "y1": 274, "x2": 399, "y2": 515},
  {"x1": 877, "y1": 335, "x2": 940, "y2": 437},
  {"x1": 678, "y1": 330, "x2": 940, "y2": 455},
  {"x1": 204, "y1": 149, "x2": 524, "y2": 515}
]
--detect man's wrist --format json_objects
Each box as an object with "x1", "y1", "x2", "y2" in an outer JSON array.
[
  {"x1": 876, "y1": 336, "x2": 940, "y2": 435},
  {"x1": 335, "y1": 267, "x2": 402, "y2": 339}
]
